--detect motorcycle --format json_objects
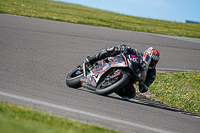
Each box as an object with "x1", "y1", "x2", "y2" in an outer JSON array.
[{"x1": 66, "y1": 53, "x2": 142, "y2": 96}]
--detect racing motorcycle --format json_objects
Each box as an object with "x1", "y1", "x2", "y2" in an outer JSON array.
[{"x1": 66, "y1": 53, "x2": 142, "y2": 96}]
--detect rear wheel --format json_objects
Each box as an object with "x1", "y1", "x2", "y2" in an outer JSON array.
[
  {"x1": 96, "y1": 73, "x2": 130, "y2": 96},
  {"x1": 66, "y1": 68, "x2": 83, "y2": 88}
]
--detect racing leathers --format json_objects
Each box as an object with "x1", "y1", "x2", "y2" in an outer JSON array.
[{"x1": 86, "y1": 44, "x2": 157, "y2": 98}]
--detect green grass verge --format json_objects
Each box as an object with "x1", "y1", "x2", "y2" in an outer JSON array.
[
  {"x1": 150, "y1": 71, "x2": 200, "y2": 115},
  {"x1": 0, "y1": 101, "x2": 119, "y2": 133},
  {"x1": 0, "y1": 0, "x2": 200, "y2": 38}
]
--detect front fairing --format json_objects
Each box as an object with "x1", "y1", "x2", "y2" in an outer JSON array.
[
  {"x1": 127, "y1": 54, "x2": 139, "y2": 73},
  {"x1": 80, "y1": 54, "x2": 128, "y2": 87}
]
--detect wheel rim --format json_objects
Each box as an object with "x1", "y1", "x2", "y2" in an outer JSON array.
[{"x1": 98, "y1": 74, "x2": 122, "y2": 90}]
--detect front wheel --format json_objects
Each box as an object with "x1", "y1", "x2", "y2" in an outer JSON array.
[
  {"x1": 96, "y1": 73, "x2": 130, "y2": 96},
  {"x1": 66, "y1": 68, "x2": 83, "y2": 88}
]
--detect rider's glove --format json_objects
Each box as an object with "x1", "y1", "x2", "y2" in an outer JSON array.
[
  {"x1": 118, "y1": 44, "x2": 128, "y2": 54},
  {"x1": 85, "y1": 56, "x2": 97, "y2": 65},
  {"x1": 85, "y1": 56, "x2": 91, "y2": 63},
  {"x1": 139, "y1": 81, "x2": 148, "y2": 93}
]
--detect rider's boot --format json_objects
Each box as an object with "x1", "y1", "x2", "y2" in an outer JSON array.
[{"x1": 85, "y1": 45, "x2": 121, "y2": 65}]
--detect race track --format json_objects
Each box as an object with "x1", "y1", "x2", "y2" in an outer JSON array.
[{"x1": 0, "y1": 14, "x2": 200, "y2": 133}]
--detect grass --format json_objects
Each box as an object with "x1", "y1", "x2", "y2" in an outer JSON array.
[
  {"x1": 0, "y1": 0, "x2": 200, "y2": 38},
  {"x1": 0, "y1": 101, "x2": 119, "y2": 133},
  {"x1": 150, "y1": 71, "x2": 200, "y2": 115}
]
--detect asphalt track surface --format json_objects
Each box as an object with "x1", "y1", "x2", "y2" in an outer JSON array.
[{"x1": 0, "y1": 14, "x2": 200, "y2": 133}]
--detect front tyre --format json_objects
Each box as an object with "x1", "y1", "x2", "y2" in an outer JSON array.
[
  {"x1": 66, "y1": 68, "x2": 83, "y2": 88},
  {"x1": 96, "y1": 73, "x2": 130, "y2": 96}
]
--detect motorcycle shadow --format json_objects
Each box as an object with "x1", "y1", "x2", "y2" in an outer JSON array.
[{"x1": 78, "y1": 87, "x2": 178, "y2": 111}]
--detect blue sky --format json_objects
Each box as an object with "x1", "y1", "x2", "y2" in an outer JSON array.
[{"x1": 54, "y1": 0, "x2": 200, "y2": 23}]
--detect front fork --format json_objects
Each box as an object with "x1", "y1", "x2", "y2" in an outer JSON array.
[{"x1": 82, "y1": 60, "x2": 87, "y2": 77}]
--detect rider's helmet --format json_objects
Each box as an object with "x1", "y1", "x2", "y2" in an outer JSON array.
[{"x1": 143, "y1": 47, "x2": 160, "y2": 69}]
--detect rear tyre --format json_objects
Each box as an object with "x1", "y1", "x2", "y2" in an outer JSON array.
[
  {"x1": 66, "y1": 68, "x2": 83, "y2": 88},
  {"x1": 96, "y1": 73, "x2": 130, "y2": 96}
]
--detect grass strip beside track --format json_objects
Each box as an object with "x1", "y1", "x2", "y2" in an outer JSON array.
[
  {"x1": 150, "y1": 71, "x2": 200, "y2": 115},
  {"x1": 0, "y1": 101, "x2": 119, "y2": 133},
  {"x1": 0, "y1": 0, "x2": 200, "y2": 38}
]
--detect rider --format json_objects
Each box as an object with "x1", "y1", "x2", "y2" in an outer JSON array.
[{"x1": 85, "y1": 44, "x2": 160, "y2": 99}]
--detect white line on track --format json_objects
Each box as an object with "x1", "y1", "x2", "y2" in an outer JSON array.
[{"x1": 0, "y1": 90, "x2": 173, "y2": 133}]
